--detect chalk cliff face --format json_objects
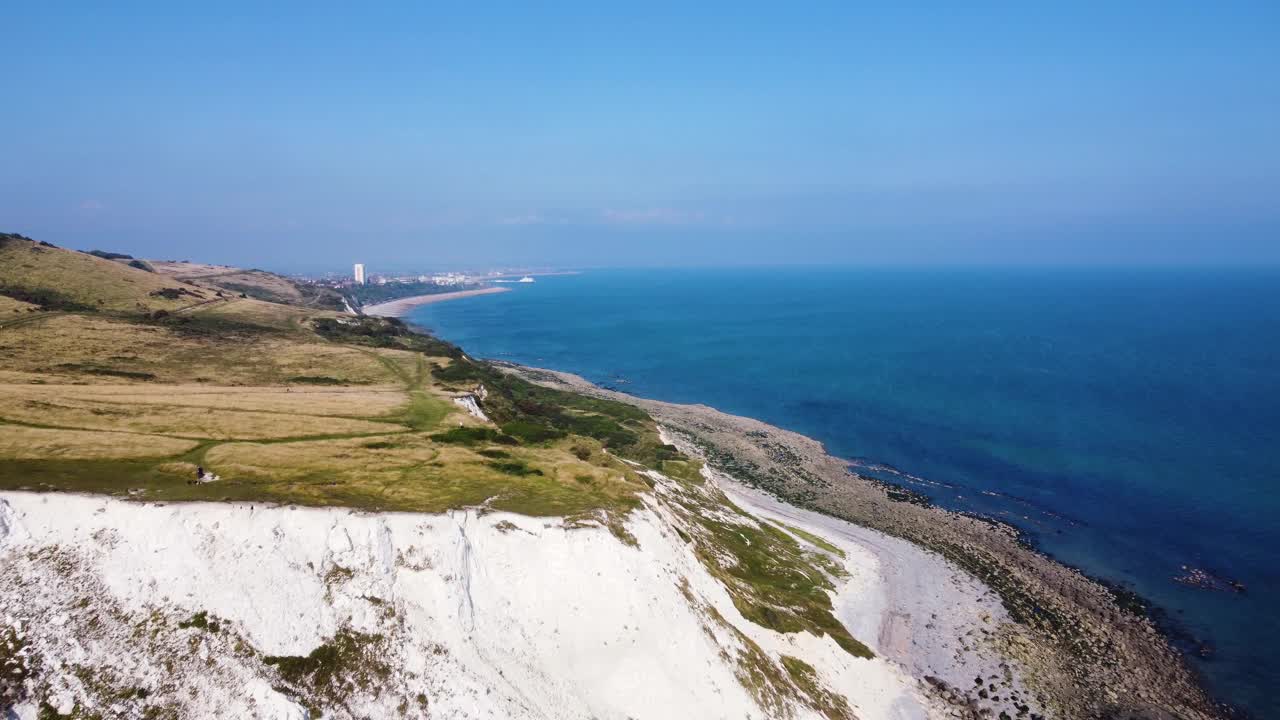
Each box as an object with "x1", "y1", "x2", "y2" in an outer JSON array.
[{"x1": 0, "y1": 480, "x2": 934, "y2": 720}]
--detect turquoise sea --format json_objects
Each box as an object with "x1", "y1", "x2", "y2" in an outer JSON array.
[{"x1": 409, "y1": 268, "x2": 1280, "y2": 717}]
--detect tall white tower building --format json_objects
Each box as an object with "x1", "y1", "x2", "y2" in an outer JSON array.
[{"x1": 353, "y1": 263, "x2": 366, "y2": 285}]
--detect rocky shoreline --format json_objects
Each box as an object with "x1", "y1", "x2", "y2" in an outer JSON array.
[{"x1": 499, "y1": 362, "x2": 1229, "y2": 720}]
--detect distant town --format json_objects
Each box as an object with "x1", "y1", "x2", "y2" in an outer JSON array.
[
  {"x1": 297, "y1": 263, "x2": 542, "y2": 289},
  {"x1": 287, "y1": 263, "x2": 558, "y2": 312}
]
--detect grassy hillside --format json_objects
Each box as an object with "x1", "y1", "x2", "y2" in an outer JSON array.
[
  {"x1": 148, "y1": 260, "x2": 346, "y2": 310},
  {"x1": 0, "y1": 234, "x2": 207, "y2": 313},
  {"x1": 0, "y1": 295, "x2": 38, "y2": 314},
  {"x1": 0, "y1": 233, "x2": 654, "y2": 520}
]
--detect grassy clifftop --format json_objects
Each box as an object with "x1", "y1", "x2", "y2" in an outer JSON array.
[{"x1": 0, "y1": 234, "x2": 669, "y2": 523}]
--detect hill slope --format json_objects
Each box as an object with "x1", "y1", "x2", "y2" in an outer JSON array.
[
  {"x1": 0, "y1": 235, "x2": 207, "y2": 313},
  {"x1": 147, "y1": 260, "x2": 346, "y2": 310}
]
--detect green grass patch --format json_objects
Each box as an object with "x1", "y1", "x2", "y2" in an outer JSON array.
[
  {"x1": 431, "y1": 360, "x2": 484, "y2": 384},
  {"x1": 314, "y1": 316, "x2": 460, "y2": 356},
  {"x1": 702, "y1": 518, "x2": 870, "y2": 657},
  {"x1": 499, "y1": 420, "x2": 566, "y2": 444},
  {"x1": 134, "y1": 309, "x2": 287, "y2": 339},
  {"x1": 659, "y1": 458, "x2": 705, "y2": 484},
  {"x1": 288, "y1": 375, "x2": 347, "y2": 385},
  {"x1": 662, "y1": 477, "x2": 874, "y2": 661},
  {"x1": 53, "y1": 363, "x2": 156, "y2": 381},
  {"x1": 430, "y1": 426, "x2": 517, "y2": 446},
  {"x1": 771, "y1": 520, "x2": 846, "y2": 558},
  {"x1": 780, "y1": 655, "x2": 854, "y2": 720},
  {"x1": 430, "y1": 356, "x2": 672, "y2": 463},
  {"x1": 486, "y1": 460, "x2": 543, "y2": 477},
  {"x1": 265, "y1": 629, "x2": 391, "y2": 709},
  {"x1": 177, "y1": 611, "x2": 220, "y2": 633},
  {"x1": 395, "y1": 392, "x2": 452, "y2": 431}
]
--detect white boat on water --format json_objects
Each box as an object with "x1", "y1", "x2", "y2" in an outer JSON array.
[{"x1": 518, "y1": 275, "x2": 535, "y2": 283}]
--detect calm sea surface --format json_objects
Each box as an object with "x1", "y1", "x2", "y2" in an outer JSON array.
[{"x1": 409, "y1": 267, "x2": 1280, "y2": 716}]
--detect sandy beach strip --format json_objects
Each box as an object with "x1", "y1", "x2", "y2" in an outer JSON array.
[{"x1": 361, "y1": 286, "x2": 510, "y2": 317}]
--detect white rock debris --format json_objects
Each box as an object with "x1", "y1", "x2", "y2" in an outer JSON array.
[{"x1": 451, "y1": 394, "x2": 489, "y2": 422}]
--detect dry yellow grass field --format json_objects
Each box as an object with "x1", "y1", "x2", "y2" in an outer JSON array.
[
  {"x1": 149, "y1": 260, "x2": 344, "y2": 309},
  {"x1": 0, "y1": 237, "x2": 201, "y2": 312},
  {"x1": 145, "y1": 260, "x2": 239, "y2": 279},
  {"x1": 0, "y1": 237, "x2": 662, "y2": 521},
  {"x1": 0, "y1": 391, "x2": 402, "y2": 440},
  {"x1": 0, "y1": 426, "x2": 200, "y2": 460},
  {"x1": 203, "y1": 434, "x2": 644, "y2": 515},
  {"x1": 0, "y1": 313, "x2": 409, "y2": 385},
  {"x1": 7, "y1": 383, "x2": 409, "y2": 416},
  {"x1": 0, "y1": 296, "x2": 38, "y2": 314},
  {"x1": 194, "y1": 270, "x2": 307, "y2": 302},
  {"x1": 189, "y1": 296, "x2": 324, "y2": 329}
]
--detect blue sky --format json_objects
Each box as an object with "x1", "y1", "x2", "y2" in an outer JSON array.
[{"x1": 3, "y1": 1, "x2": 1278, "y2": 269}]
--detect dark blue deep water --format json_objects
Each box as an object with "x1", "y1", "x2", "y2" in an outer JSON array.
[{"x1": 410, "y1": 268, "x2": 1280, "y2": 717}]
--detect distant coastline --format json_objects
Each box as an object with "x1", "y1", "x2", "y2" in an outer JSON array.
[{"x1": 361, "y1": 286, "x2": 510, "y2": 317}]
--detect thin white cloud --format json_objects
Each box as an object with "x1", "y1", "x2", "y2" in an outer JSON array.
[
  {"x1": 497, "y1": 213, "x2": 548, "y2": 226},
  {"x1": 495, "y1": 208, "x2": 728, "y2": 227},
  {"x1": 601, "y1": 208, "x2": 707, "y2": 226}
]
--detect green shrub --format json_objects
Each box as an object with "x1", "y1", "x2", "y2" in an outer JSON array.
[
  {"x1": 313, "y1": 316, "x2": 461, "y2": 356},
  {"x1": 430, "y1": 426, "x2": 517, "y2": 446},
  {"x1": 0, "y1": 285, "x2": 97, "y2": 312},
  {"x1": 288, "y1": 375, "x2": 345, "y2": 385},
  {"x1": 54, "y1": 363, "x2": 156, "y2": 380},
  {"x1": 148, "y1": 287, "x2": 203, "y2": 300},
  {"x1": 432, "y1": 361, "x2": 484, "y2": 383},
  {"x1": 178, "y1": 611, "x2": 220, "y2": 633},
  {"x1": 487, "y1": 460, "x2": 543, "y2": 477},
  {"x1": 264, "y1": 630, "x2": 390, "y2": 705},
  {"x1": 500, "y1": 421, "x2": 566, "y2": 444}
]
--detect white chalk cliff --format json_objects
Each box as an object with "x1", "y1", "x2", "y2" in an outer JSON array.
[{"x1": 1, "y1": 462, "x2": 1017, "y2": 719}]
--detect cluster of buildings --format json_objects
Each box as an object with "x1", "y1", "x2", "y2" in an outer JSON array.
[
  {"x1": 347, "y1": 263, "x2": 478, "y2": 288},
  {"x1": 296, "y1": 263, "x2": 533, "y2": 290}
]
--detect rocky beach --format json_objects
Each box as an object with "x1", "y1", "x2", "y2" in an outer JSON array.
[{"x1": 501, "y1": 362, "x2": 1228, "y2": 720}]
